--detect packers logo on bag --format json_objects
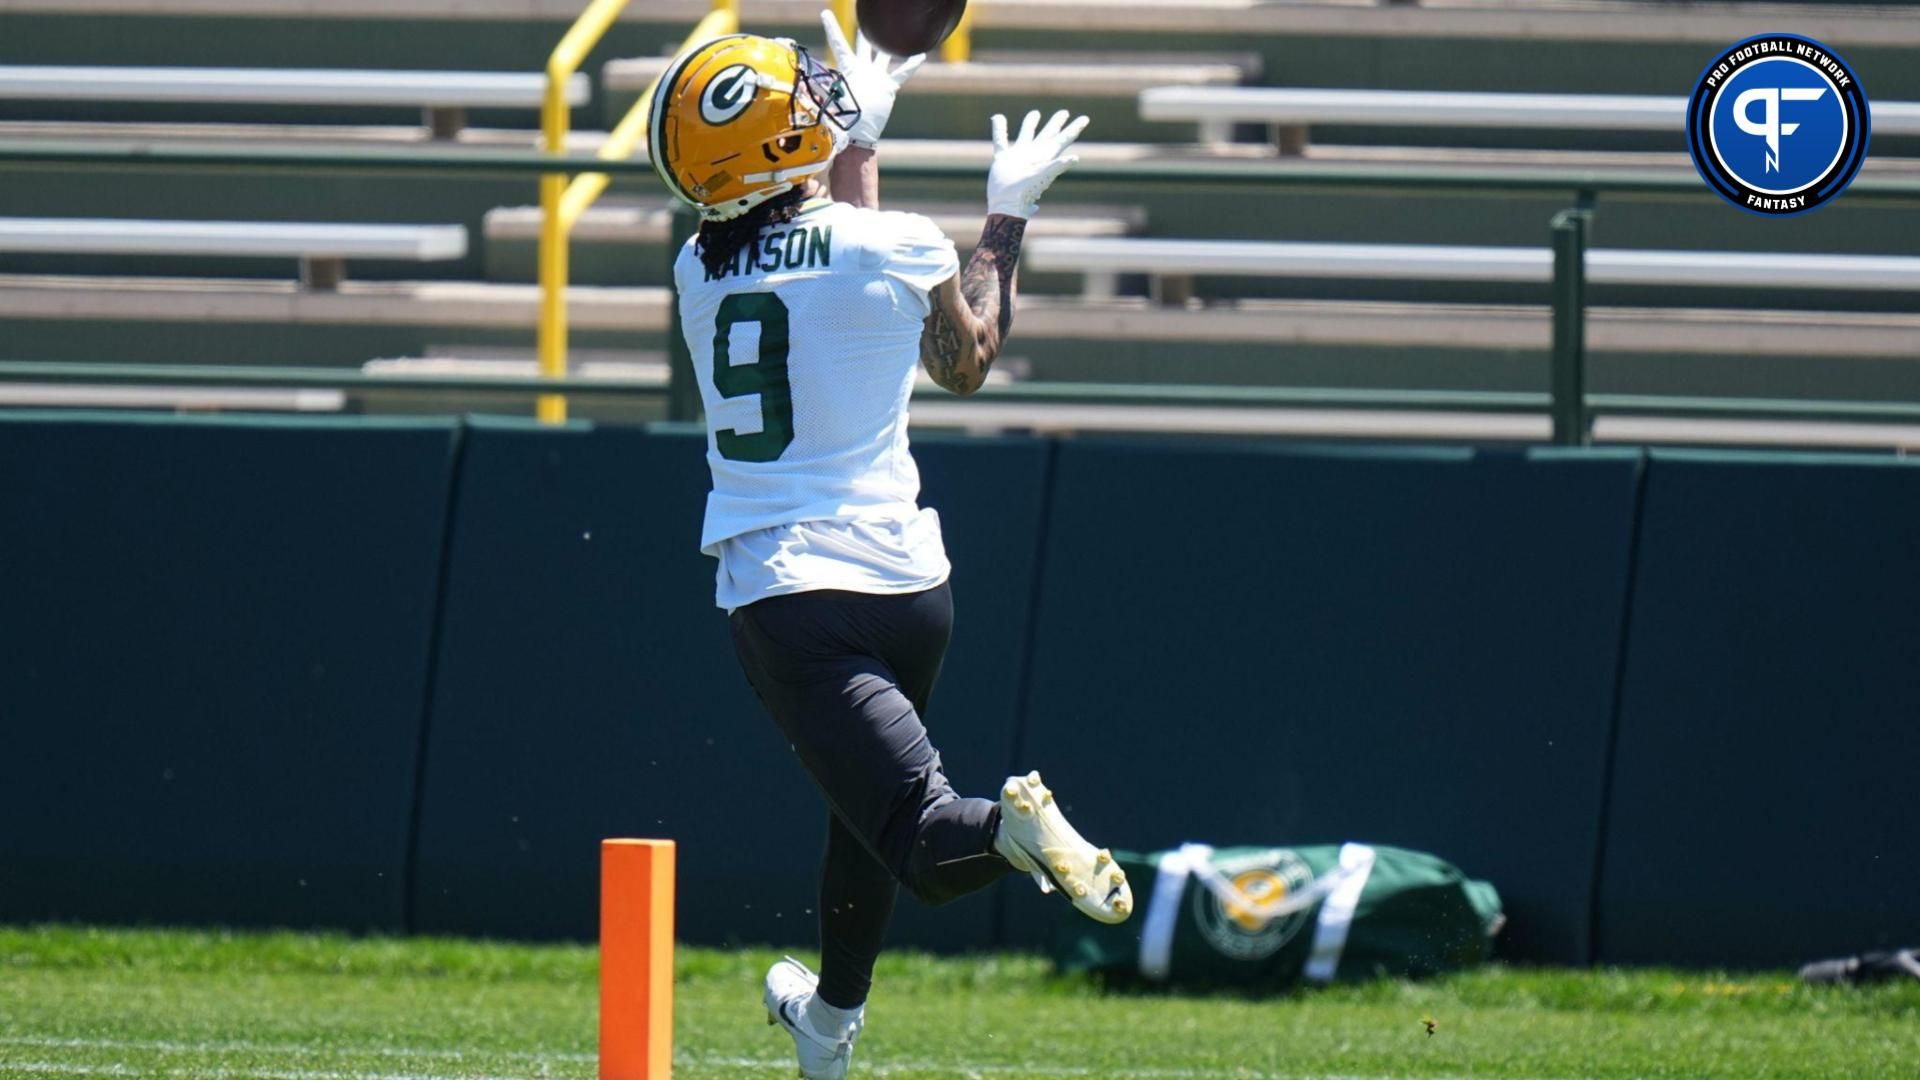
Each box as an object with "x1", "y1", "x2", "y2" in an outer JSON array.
[{"x1": 1191, "y1": 849, "x2": 1316, "y2": 961}]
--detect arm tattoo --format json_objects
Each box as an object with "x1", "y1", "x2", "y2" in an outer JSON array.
[
  {"x1": 920, "y1": 302, "x2": 977, "y2": 394},
  {"x1": 919, "y1": 214, "x2": 1025, "y2": 395},
  {"x1": 964, "y1": 213, "x2": 1024, "y2": 345}
]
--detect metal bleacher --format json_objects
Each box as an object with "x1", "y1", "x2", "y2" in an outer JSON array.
[
  {"x1": 1028, "y1": 238, "x2": 1920, "y2": 300},
  {"x1": 1142, "y1": 86, "x2": 1920, "y2": 151},
  {"x1": 0, "y1": 66, "x2": 588, "y2": 138},
  {"x1": 0, "y1": 0, "x2": 1917, "y2": 446},
  {"x1": 2, "y1": 0, "x2": 1911, "y2": 46},
  {"x1": 480, "y1": 197, "x2": 1144, "y2": 290},
  {"x1": 0, "y1": 217, "x2": 468, "y2": 287},
  {"x1": 603, "y1": 49, "x2": 1258, "y2": 122}
]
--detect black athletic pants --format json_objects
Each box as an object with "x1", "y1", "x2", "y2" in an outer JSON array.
[{"x1": 729, "y1": 582, "x2": 1008, "y2": 1008}]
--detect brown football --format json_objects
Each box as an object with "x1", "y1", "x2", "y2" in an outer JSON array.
[{"x1": 855, "y1": 0, "x2": 969, "y2": 58}]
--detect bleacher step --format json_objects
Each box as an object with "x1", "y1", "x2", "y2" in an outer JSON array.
[
  {"x1": 6, "y1": 273, "x2": 1919, "y2": 406},
  {"x1": 3, "y1": 0, "x2": 1912, "y2": 49},
  {"x1": 480, "y1": 198, "x2": 1145, "y2": 288},
  {"x1": 7, "y1": 274, "x2": 1914, "y2": 362},
  {"x1": 0, "y1": 383, "x2": 343, "y2": 412},
  {"x1": 0, "y1": 274, "x2": 665, "y2": 331},
  {"x1": 372, "y1": 346, "x2": 1020, "y2": 391},
  {"x1": 601, "y1": 51, "x2": 1257, "y2": 142},
  {"x1": 604, "y1": 51, "x2": 1256, "y2": 99}
]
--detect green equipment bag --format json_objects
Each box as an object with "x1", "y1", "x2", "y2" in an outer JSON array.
[{"x1": 1053, "y1": 842, "x2": 1503, "y2": 988}]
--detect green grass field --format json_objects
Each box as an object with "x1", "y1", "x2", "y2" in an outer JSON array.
[{"x1": 2, "y1": 926, "x2": 1916, "y2": 1079}]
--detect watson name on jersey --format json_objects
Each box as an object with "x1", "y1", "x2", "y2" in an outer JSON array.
[{"x1": 675, "y1": 197, "x2": 960, "y2": 609}]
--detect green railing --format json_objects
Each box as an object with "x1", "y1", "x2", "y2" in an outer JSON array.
[
  {"x1": 1550, "y1": 208, "x2": 1593, "y2": 446},
  {"x1": 4, "y1": 139, "x2": 1920, "y2": 444},
  {"x1": 10, "y1": 362, "x2": 1920, "y2": 431},
  {"x1": 0, "y1": 361, "x2": 1547, "y2": 412}
]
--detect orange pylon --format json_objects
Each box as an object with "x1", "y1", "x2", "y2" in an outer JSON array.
[{"x1": 600, "y1": 839, "x2": 676, "y2": 1079}]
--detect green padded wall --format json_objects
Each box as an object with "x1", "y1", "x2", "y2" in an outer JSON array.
[
  {"x1": 409, "y1": 424, "x2": 1049, "y2": 949},
  {"x1": 1596, "y1": 451, "x2": 1920, "y2": 967},
  {"x1": 1008, "y1": 442, "x2": 1645, "y2": 964},
  {"x1": 0, "y1": 412, "x2": 458, "y2": 931},
  {"x1": 7, "y1": 411, "x2": 1917, "y2": 967}
]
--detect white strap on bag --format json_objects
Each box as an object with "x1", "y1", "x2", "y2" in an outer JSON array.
[
  {"x1": 1304, "y1": 843, "x2": 1376, "y2": 984},
  {"x1": 1137, "y1": 842, "x2": 1377, "y2": 984},
  {"x1": 1138, "y1": 844, "x2": 1207, "y2": 981}
]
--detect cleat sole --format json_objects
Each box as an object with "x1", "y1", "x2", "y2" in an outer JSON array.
[{"x1": 996, "y1": 772, "x2": 1133, "y2": 925}]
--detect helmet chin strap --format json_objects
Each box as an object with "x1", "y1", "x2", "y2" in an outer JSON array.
[
  {"x1": 703, "y1": 152, "x2": 834, "y2": 221},
  {"x1": 699, "y1": 183, "x2": 789, "y2": 222},
  {"x1": 742, "y1": 160, "x2": 831, "y2": 187}
]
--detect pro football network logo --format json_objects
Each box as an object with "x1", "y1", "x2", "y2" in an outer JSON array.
[{"x1": 1687, "y1": 34, "x2": 1870, "y2": 216}]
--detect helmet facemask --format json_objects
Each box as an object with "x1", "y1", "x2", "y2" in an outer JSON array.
[{"x1": 790, "y1": 44, "x2": 861, "y2": 147}]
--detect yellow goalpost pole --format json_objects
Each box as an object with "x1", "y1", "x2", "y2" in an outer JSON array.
[
  {"x1": 538, "y1": 0, "x2": 737, "y2": 425},
  {"x1": 537, "y1": 0, "x2": 634, "y2": 425}
]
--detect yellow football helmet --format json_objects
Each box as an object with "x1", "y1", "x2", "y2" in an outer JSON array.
[{"x1": 648, "y1": 34, "x2": 861, "y2": 222}]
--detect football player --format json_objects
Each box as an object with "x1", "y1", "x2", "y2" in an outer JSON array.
[{"x1": 649, "y1": 12, "x2": 1131, "y2": 1078}]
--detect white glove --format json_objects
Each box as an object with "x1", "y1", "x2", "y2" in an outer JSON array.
[
  {"x1": 987, "y1": 109, "x2": 1090, "y2": 219},
  {"x1": 820, "y1": 9, "x2": 924, "y2": 149}
]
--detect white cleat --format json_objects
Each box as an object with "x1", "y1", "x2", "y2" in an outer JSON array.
[
  {"x1": 763, "y1": 956, "x2": 862, "y2": 1080},
  {"x1": 995, "y1": 771, "x2": 1133, "y2": 924}
]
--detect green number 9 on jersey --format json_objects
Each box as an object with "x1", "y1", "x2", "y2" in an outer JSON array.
[{"x1": 711, "y1": 291, "x2": 795, "y2": 464}]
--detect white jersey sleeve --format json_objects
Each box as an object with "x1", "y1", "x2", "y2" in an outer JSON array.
[{"x1": 862, "y1": 210, "x2": 959, "y2": 319}]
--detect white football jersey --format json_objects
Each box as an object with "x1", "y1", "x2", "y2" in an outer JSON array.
[{"x1": 674, "y1": 197, "x2": 961, "y2": 608}]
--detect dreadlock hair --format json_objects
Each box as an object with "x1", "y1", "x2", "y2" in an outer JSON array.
[{"x1": 696, "y1": 186, "x2": 810, "y2": 278}]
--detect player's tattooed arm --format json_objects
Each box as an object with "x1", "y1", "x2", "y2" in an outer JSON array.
[
  {"x1": 921, "y1": 106, "x2": 1083, "y2": 395},
  {"x1": 919, "y1": 213, "x2": 1025, "y2": 396}
]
